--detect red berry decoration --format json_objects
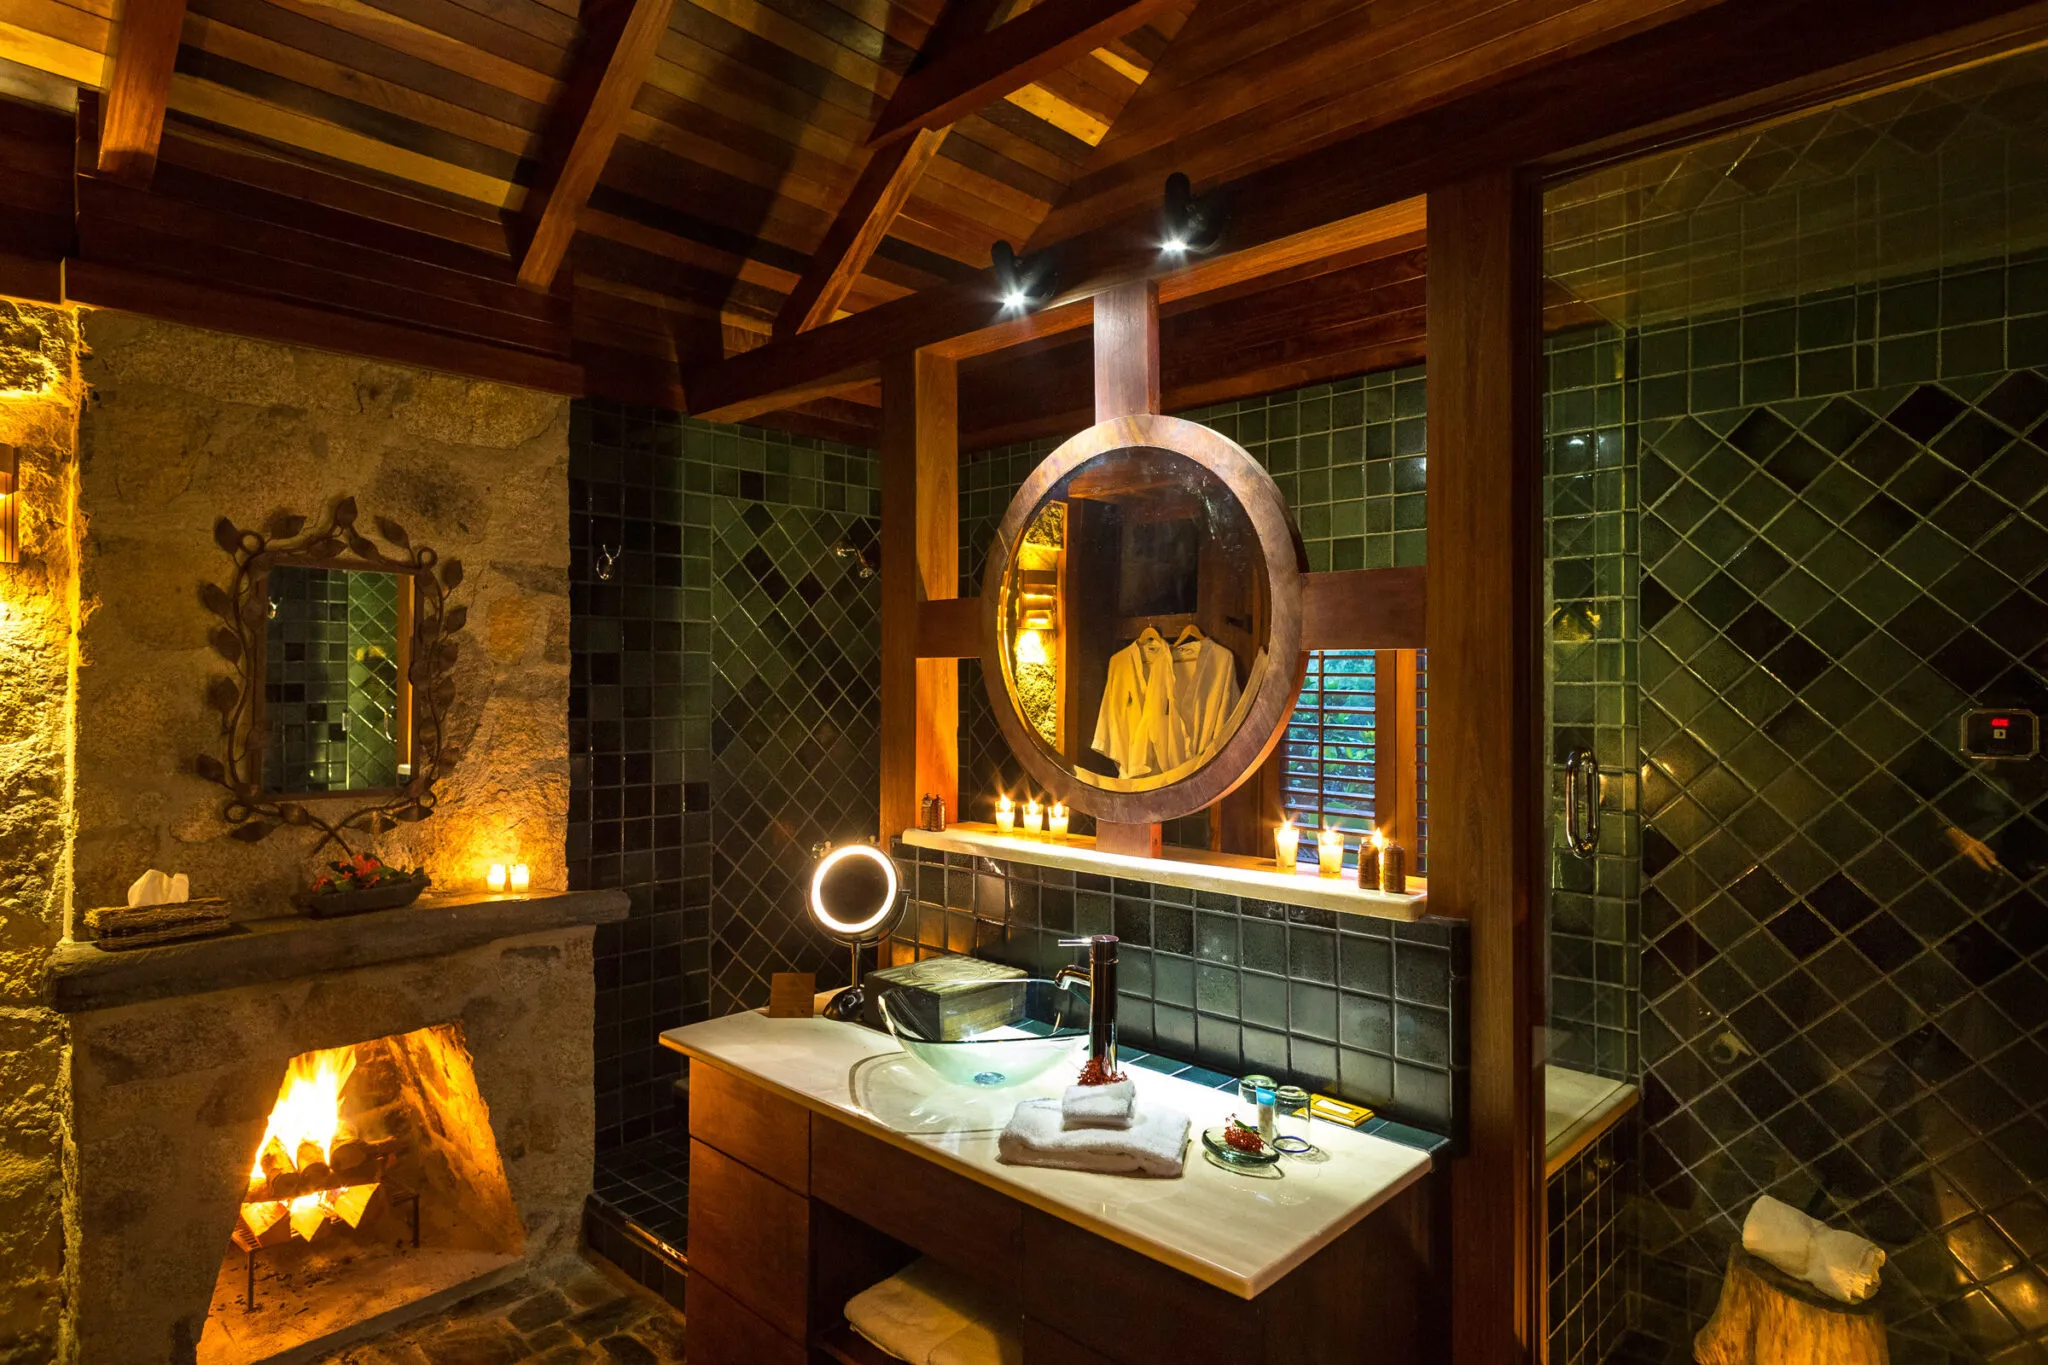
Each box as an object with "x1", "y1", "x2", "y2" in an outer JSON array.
[{"x1": 1223, "y1": 1117, "x2": 1265, "y2": 1154}]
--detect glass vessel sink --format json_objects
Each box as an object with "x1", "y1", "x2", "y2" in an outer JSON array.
[{"x1": 878, "y1": 978, "x2": 1090, "y2": 1088}]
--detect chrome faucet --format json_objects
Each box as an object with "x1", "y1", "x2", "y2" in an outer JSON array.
[{"x1": 1055, "y1": 935, "x2": 1119, "y2": 1076}]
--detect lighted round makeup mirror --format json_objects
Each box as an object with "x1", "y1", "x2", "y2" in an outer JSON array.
[
  {"x1": 980, "y1": 413, "x2": 1307, "y2": 827},
  {"x1": 807, "y1": 841, "x2": 905, "y2": 1022}
]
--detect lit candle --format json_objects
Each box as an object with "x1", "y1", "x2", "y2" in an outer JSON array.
[
  {"x1": 1274, "y1": 815, "x2": 1300, "y2": 871},
  {"x1": 1317, "y1": 826, "x2": 1345, "y2": 877},
  {"x1": 509, "y1": 864, "x2": 530, "y2": 892},
  {"x1": 1380, "y1": 839, "x2": 1409, "y2": 895},
  {"x1": 1023, "y1": 799, "x2": 1044, "y2": 835},
  {"x1": 995, "y1": 794, "x2": 1015, "y2": 834},
  {"x1": 1048, "y1": 802, "x2": 1069, "y2": 840},
  {"x1": 1357, "y1": 828, "x2": 1385, "y2": 890},
  {"x1": 486, "y1": 863, "x2": 508, "y2": 892}
]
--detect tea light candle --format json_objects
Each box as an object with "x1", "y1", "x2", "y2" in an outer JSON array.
[
  {"x1": 1380, "y1": 840, "x2": 1409, "y2": 895},
  {"x1": 1048, "y1": 802, "x2": 1069, "y2": 839},
  {"x1": 1023, "y1": 799, "x2": 1044, "y2": 835},
  {"x1": 509, "y1": 864, "x2": 530, "y2": 892},
  {"x1": 1357, "y1": 828, "x2": 1384, "y2": 890},
  {"x1": 1317, "y1": 826, "x2": 1345, "y2": 877},
  {"x1": 995, "y1": 794, "x2": 1015, "y2": 834},
  {"x1": 1274, "y1": 816, "x2": 1300, "y2": 871},
  {"x1": 486, "y1": 863, "x2": 508, "y2": 892}
]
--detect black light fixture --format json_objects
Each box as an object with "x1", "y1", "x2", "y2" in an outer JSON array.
[
  {"x1": 1159, "y1": 171, "x2": 1226, "y2": 256},
  {"x1": 991, "y1": 241, "x2": 1056, "y2": 313}
]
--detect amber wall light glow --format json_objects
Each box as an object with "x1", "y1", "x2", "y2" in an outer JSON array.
[{"x1": 0, "y1": 443, "x2": 18, "y2": 565}]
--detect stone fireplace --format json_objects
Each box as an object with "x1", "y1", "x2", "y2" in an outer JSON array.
[{"x1": 49, "y1": 890, "x2": 626, "y2": 1365}]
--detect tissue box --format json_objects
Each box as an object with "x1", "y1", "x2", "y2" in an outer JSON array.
[{"x1": 862, "y1": 957, "x2": 1027, "y2": 1039}]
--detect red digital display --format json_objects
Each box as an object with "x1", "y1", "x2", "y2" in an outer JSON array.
[{"x1": 1994, "y1": 717, "x2": 2011, "y2": 727}]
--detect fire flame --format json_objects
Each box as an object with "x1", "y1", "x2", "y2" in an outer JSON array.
[{"x1": 248, "y1": 1046, "x2": 357, "y2": 1182}]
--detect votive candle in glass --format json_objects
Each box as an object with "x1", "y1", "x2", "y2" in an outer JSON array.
[
  {"x1": 1023, "y1": 799, "x2": 1044, "y2": 835},
  {"x1": 1274, "y1": 816, "x2": 1300, "y2": 871},
  {"x1": 486, "y1": 863, "x2": 508, "y2": 892},
  {"x1": 1049, "y1": 802, "x2": 1069, "y2": 839},
  {"x1": 509, "y1": 864, "x2": 530, "y2": 892},
  {"x1": 1317, "y1": 826, "x2": 1345, "y2": 877},
  {"x1": 995, "y1": 794, "x2": 1015, "y2": 834}
]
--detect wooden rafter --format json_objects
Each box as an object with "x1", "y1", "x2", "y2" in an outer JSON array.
[
  {"x1": 868, "y1": 0, "x2": 1181, "y2": 150},
  {"x1": 774, "y1": 0, "x2": 1005, "y2": 338},
  {"x1": 513, "y1": 0, "x2": 677, "y2": 291},
  {"x1": 96, "y1": 0, "x2": 188, "y2": 185}
]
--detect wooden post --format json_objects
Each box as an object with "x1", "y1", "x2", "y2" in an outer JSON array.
[
  {"x1": 1427, "y1": 169, "x2": 1544, "y2": 1364},
  {"x1": 880, "y1": 349, "x2": 959, "y2": 840},
  {"x1": 1089, "y1": 279, "x2": 1166, "y2": 857}
]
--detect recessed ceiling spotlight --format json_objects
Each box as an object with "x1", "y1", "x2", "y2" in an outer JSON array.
[{"x1": 1160, "y1": 172, "x2": 1226, "y2": 256}]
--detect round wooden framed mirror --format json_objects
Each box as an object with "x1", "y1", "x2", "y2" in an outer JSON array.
[{"x1": 979, "y1": 414, "x2": 1306, "y2": 826}]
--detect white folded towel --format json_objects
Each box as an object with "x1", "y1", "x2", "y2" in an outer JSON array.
[
  {"x1": 997, "y1": 1098, "x2": 1187, "y2": 1177},
  {"x1": 845, "y1": 1259, "x2": 1019, "y2": 1365},
  {"x1": 1807, "y1": 1226, "x2": 1886, "y2": 1304},
  {"x1": 1061, "y1": 1077, "x2": 1135, "y2": 1128},
  {"x1": 126, "y1": 869, "x2": 190, "y2": 908},
  {"x1": 1741, "y1": 1195, "x2": 1885, "y2": 1304}
]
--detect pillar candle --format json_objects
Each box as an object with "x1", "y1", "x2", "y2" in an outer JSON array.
[
  {"x1": 1380, "y1": 842, "x2": 1408, "y2": 895},
  {"x1": 486, "y1": 863, "x2": 507, "y2": 892},
  {"x1": 1049, "y1": 803, "x2": 1069, "y2": 839},
  {"x1": 995, "y1": 794, "x2": 1015, "y2": 834},
  {"x1": 509, "y1": 864, "x2": 530, "y2": 892},
  {"x1": 1023, "y1": 799, "x2": 1044, "y2": 835},
  {"x1": 1356, "y1": 829, "x2": 1383, "y2": 890}
]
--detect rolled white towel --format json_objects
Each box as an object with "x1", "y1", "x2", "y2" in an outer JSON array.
[
  {"x1": 998, "y1": 1098, "x2": 1188, "y2": 1177},
  {"x1": 1061, "y1": 1077, "x2": 1135, "y2": 1129},
  {"x1": 1805, "y1": 1225, "x2": 1885, "y2": 1305},
  {"x1": 1742, "y1": 1195, "x2": 1818, "y2": 1280}
]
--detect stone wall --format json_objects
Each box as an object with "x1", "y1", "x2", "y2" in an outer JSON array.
[
  {"x1": 0, "y1": 298, "x2": 83, "y2": 1364},
  {"x1": 71, "y1": 310, "x2": 572, "y2": 914}
]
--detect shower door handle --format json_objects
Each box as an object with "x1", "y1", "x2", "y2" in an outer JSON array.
[{"x1": 1563, "y1": 748, "x2": 1601, "y2": 858}]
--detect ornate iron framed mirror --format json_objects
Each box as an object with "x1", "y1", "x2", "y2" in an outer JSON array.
[
  {"x1": 979, "y1": 414, "x2": 1306, "y2": 826},
  {"x1": 194, "y1": 496, "x2": 466, "y2": 852}
]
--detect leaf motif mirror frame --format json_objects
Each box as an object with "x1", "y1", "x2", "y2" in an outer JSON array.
[
  {"x1": 194, "y1": 495, "x2": 467, "y2": 853},
  {"x1": 979, "y1": 414, "x2": 1308, "y2": 826}
]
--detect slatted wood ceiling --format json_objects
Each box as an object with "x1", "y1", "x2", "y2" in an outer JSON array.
[{"x1": 0, "y1": 0, "x2": 1722, "y2": 433}]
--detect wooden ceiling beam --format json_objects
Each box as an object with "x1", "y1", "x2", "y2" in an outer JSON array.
[
  {"x1": 514, "y1": 0, "x2": 677, "y2": 291},
  {"x1": 867, "y1": 0, "x2": 1181, "y2": 150},
  {"x1": 96, "y1": 0, "x2": 189, "y2": 185},
  {"x1": 687, "y1": 0, "x2": 2045, "y2": 423},
  {"x1": 774, "y1": 0, "x2": 1006, "y2": 338}
]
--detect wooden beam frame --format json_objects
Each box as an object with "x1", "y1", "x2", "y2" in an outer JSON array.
[
  {"x1": 513, "y1": 0, "x2": 677, "y2": 290},
  {"x1": 879, "y1": 349, "x2": 960, "y2": 839},
  {"x1": 96, "y1": 0, "x2": 188, "y2": 185},
  {"x1": 1427, "y1": 170, "x2": 1544, "y2": 1365},
  {"x1": 689, "y1": 0, "x2": 2043, "y2": 424},
  {"x1": 867, "y1": 0, "x2": 1179, "y2": 150},
  {"x1": 775, "y1": 0, "x2": 1006, "y2": 337}
]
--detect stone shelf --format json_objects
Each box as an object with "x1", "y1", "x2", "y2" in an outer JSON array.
[
  {"x1": 900, "y1": 823, "x2": 1428, "y2": 922},
  {"x1": 44, "y1": 888, "x2": 629, "y2": 1013}
]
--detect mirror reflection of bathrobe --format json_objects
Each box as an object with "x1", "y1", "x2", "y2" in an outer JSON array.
[{"x1": 1091, "y1": 633, "x2": 1242, "y2": 778}]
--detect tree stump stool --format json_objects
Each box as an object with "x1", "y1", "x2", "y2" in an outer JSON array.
[{"x1": 1695, "y1": 1248, "x2": 1886, "y2": 1365}]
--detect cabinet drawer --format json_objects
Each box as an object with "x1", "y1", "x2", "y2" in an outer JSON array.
[
  {"x1": 811, "y1": 1118, "x2": 1022, "y2": 1275},
  {"x1": 688, "y1": 1139, "x2": 810, "y2": 1340},
  {"x1": 689, "y1": 1060, "x2": 810, "y2": 1192},
  {"x1": 686, "y1": 1273, "x2": 806, "y2": 1365}
]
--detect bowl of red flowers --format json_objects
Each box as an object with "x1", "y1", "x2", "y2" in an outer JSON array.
[{"x1": 291, "y1": 853, "x2": 430, "y2": 917}]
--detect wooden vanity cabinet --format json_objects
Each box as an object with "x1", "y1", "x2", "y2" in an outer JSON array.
[{"x1": 685, "y1": 1059, "x2": 1445, "y2": 1365}]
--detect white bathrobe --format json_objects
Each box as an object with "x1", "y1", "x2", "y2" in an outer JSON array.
[{"x1": 1090, "y1": 633, "x2": 1242, "y2": 778}]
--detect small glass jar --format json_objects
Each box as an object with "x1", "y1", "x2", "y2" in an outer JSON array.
[
  {"x1": 1238, "y1": 1073, "x2": 1278, "y2": 1143},
  {"x1": 1273, "y1": 1085, "x2": 1313, "y2": 1154}
]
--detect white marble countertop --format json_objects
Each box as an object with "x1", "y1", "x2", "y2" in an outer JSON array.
[
  {"x1": 662, "y1": 1011, "x2": 1432, "y2": 1300},
  {"x1": 1544, "y1": 1064, "x2": 1638, "y2": 1177}
]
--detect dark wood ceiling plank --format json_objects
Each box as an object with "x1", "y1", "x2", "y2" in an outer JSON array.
[
  {"x1": 348, "y1": 0, "x2": 575, "y2": 78},
  {"x1": 673, "y1": 0, "x2": 894, "y2": 98},
  {"x1": 251, "y1": 0, "x2": 560, "y2": 102},
  {"x1": 99, "y1": 0, "x2": 190, "y2": 183},
  {"x1": 64, "y1": 257, "x2": 582, "y2": 389},
  {"x1": 434, "y1": 0, "x2": 583, "y2": 52},
  {"x1": 666, "y1": 2, "x2": 886, "y2": 122},
  {"x1": 771, "y1": 0, "x2": 1000, "y2": 334},
  {"x1": 514, "y1": 0, "x2": 679, "y2": 287},
  {"x1": 867, "y1": 0, "x2": 1176, "y2": 148}
]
